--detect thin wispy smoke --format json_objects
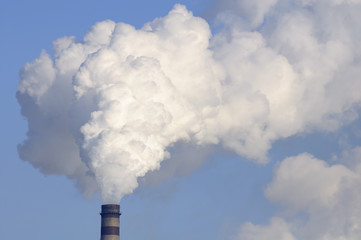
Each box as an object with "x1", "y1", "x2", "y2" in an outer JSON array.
[{"x1": 17, "y1": 1, "x2": 361, "y2": 238}]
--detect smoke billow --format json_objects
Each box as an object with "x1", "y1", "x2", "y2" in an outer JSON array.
[{"x1": 18, "y1": 1, "x2": 361, "y2": 206}]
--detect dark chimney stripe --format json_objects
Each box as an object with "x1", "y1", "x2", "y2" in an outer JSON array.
[
  {"x1": 102, "y1": 204, "x2": 120, "y2": 212},
  {"x1": 100, "y1": 212, "x2": 121, "y2": 217},
  {"x1": 101, "y1": 226, "x2": 120, "y2": 235}
]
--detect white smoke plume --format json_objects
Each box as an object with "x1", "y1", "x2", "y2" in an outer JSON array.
[{"x1": 18, "y1": 0, "x2": 361, "y2": 207}]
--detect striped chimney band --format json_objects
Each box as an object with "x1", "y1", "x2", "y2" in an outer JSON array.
[{"x1": 100, "y1": 204, "x2": 121, "y2": 240}]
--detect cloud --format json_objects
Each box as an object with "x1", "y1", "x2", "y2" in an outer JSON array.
[
  {"x1": 240, "y1": 150, "x2": 361, "y2": 240},
  {"x1": 266, "y1": 153, "x2": 356, "y2": 211},
  {"x1": 239, "y1": 218, "x2": 296, "y2": 240}
]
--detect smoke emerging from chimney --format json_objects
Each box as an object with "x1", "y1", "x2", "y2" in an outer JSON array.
[{"x1": 17, "y1": 3, "x2": 361, "y2": 203}]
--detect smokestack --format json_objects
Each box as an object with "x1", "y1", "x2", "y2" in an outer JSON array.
[{"x1": 100, "y1": 204, "x2": 121, "y2": 240}]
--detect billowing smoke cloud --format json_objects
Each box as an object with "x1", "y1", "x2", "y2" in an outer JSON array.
[{"x1": 17, "y1": 0, "x2": 361, "y2": 210}]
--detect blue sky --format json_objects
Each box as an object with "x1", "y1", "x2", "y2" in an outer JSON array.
[{"x1": 2, "y1": 0, "x2": 361, "y2": 240}]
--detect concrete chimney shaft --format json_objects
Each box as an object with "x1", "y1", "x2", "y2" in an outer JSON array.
[{"x1": 100, "y1": 204, "x2": 121, "y2": 240}]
